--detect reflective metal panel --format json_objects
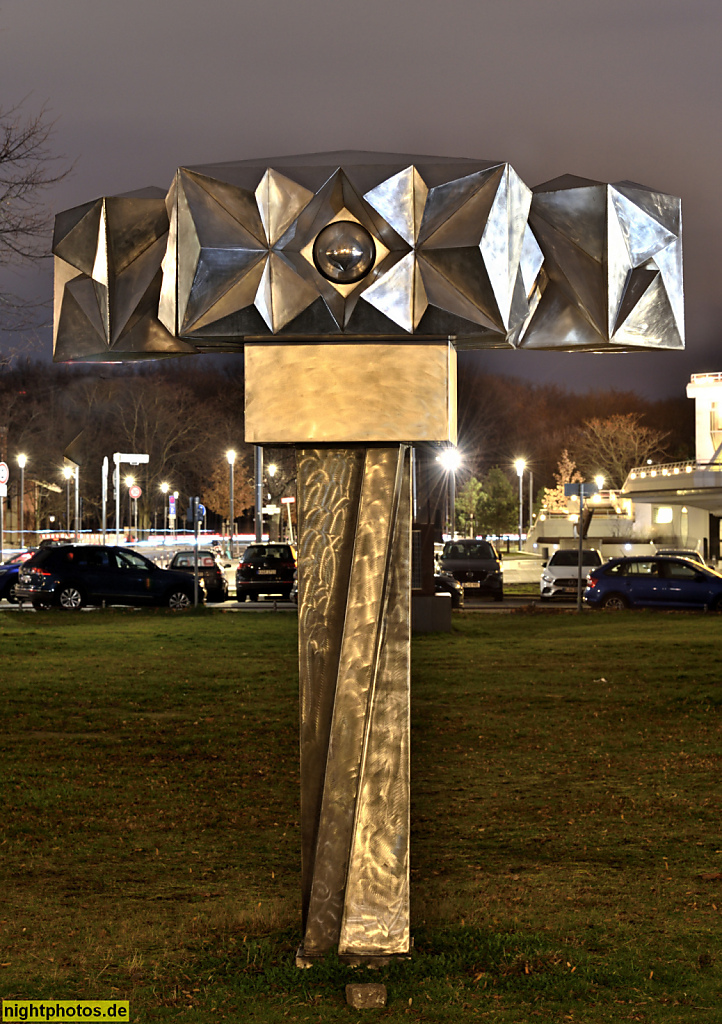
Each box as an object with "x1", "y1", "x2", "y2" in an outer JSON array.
[
  {"x1": 524, "y1": 177, "x2": 684, "y2": 351},
  {"x1": 297, "y1": 446, "x2": 411, "y2": 958},
  {"x1": 244, "y1": 342, "x2": 457, "y2": 444}
]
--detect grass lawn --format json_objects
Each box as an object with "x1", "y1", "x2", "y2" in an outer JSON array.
[{"x1": 0, "y1": 607, "x2": 720, "y2": 1022}]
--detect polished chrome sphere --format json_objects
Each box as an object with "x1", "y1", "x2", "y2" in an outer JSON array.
[{"x1": 312, "y1": 221, "x2": 376, "y2": 284}]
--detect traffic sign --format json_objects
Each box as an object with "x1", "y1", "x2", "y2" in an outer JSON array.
[
  {"x1": 129, "y1": 484, "x2": 142, "y2": 499},
  {"x1": 0, "y1": 483, "x2": 7, "y2": 498},
  {"x1": 263, "y1": 504, "x2": 281, "y2": 514},
  {"x1": 0, "y1": 462, "x2": 8, "y2": 485},
  {"x1": 280, "y1": 496, "x2": 296, "y2": 504}
]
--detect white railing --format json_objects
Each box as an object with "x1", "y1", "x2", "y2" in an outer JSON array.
[{"x1": 628, "y1": 460, "x2": 704, "y2": 480}]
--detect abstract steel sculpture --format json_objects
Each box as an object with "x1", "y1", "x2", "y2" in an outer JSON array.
[{"x1": 52, "y1": 152, "x2": 683, "y2": 963}]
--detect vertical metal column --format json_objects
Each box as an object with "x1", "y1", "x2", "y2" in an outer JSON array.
[{"x1": 296, "y1": 445, "x2": 411, "y2": 963}]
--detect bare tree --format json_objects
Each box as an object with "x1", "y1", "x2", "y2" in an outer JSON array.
[
  {"x1": 571, "y1": 414, "x2": 669, "y2": 490},
  {"x1": 0, "y1": 100, "x2": 70, "y2": 345}
]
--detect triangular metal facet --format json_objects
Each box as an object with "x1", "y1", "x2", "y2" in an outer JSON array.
[
  {"x1": 256, "y1": 168, "x2": 314, "y2": 247},
  {"x1": 531, "y1": 184, "x2": 607, "y2": 264},
  {"x1": 419, "y1": 166, "x2": 503, "y2": 246},
  {"x1": 363, "y1": 166, "x2": 428, "y2": 247},
  {"x1": 609, "y1": 189, "x2": 676, "y2": 267},
  {"x1": 52, "y1": 200, "x2": 103, "y2": 276}
]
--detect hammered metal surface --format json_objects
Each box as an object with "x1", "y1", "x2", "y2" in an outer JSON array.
[
  {"x1": 297, "y1": 448, "x2": 365, "y2": 931},
  {"x1": 339, "y1": 449, "x2": 411, "y2": 955},
  {"x1": 298, "y1": 447, "x2": 411, "y2": 956},
  {"x1": 245, "y1": 342, "x2": 456, "y2": 444}
]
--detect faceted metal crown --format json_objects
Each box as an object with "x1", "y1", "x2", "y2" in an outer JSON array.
[{"x1": 52, "y1": 152, "x2": 684, "y2": 361}]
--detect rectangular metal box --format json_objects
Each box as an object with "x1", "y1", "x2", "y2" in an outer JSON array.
[{"x1": 244, "y1": 341, "x2": 457, "y2": 444}]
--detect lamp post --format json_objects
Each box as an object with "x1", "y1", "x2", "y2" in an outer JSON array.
[
  {"x1": 63, "y1": 465, "x2": 73, "y2": 534},
  {"x1": 226, "y1": 450, "x2": 236, "y2": 557},
  {"x1": 125, "y1": 475, "x2": 134, "y2": 540},
  {"x1": 73, "y1": 465, "x2": 80, "y2": 541},
  {"x1": 254, "y1": 445, "x2": 263, "y2": 542},
  {"x1": 17, "y1": 454, "x2": 27, "y2": 549},
  {"x1": 514, "y1": 458, "x2": 526, "y2": 551},
  {"x1": 436, "y1": 446, "x2": 461, "y2": 539},
  {"x1": 267, "y1": 462, "x2": 277, "y2": 540},
  {"x1": 160, "y1": 482, "x2": 169, "y2": 536}
]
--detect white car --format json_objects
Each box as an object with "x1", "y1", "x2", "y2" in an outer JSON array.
[{"x1": 540, "y1": 548, "x2": 603, "y2": 599}]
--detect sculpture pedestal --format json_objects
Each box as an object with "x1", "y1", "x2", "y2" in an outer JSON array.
[{"x1": 296, "y1": 445, "x2": 411, "y2": 960}]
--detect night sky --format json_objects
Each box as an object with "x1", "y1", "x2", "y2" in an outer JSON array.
[{"x1": 2, "y1": 0, "x2": 720, "y2": 398}]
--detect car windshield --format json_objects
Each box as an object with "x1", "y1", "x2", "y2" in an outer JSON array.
[
  {"x1": 549, "y1": 550, "x2": 602, "y2": 567},
  {"x1": 443, "y1": 542, "x2": 495, "y2": 560},
  {"x1": 242, "y1": 545, "x2": 292, "y2": 562}
]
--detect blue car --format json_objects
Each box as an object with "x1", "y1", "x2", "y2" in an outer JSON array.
[
  {"x1": 0, "y1": 550, "x2": 37, "y2": 603},
  {"x1": 584, "y1": 555, "x2": 722, "y2": 611}
]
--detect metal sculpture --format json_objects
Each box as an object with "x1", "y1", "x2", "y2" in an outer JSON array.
[{"x1": 52, "y1": 152, "x2": 684, "y2": 963}]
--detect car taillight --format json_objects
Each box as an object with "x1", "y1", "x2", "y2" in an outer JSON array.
[
  {"x1": 30, "y1": 569, "x2": 53, "y2": 576},
  {"x1": 586, "y1": 575, "x2": 598, "y2": 588}
]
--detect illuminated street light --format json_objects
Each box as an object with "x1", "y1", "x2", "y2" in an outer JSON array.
[
  {"x1": 62, "y1": 465, "x2": 73, "y2": 533},
  {"x1": 226, "y1": 450, "x2": 236, "y2": 557},
  {"x1": 17, "y1": 454, "x2": 27, "y2": 549},
  {"x1": 160, "y1": 482, "x2": 170, "y2": 535},
  {"x1": 515, "y1": 458, "x2": 526, "y2": 551},
  {"x1": 436, "y1": 446, "x2": 461, "y2": 538}
]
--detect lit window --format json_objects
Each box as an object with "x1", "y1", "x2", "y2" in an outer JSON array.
[{"x1": 654, "y1": 507, "x2": 674, "y2": 525}]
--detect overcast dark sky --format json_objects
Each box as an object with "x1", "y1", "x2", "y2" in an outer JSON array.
[{"x1": 2, "y1": 0, "x2": 720, "y2": 398}]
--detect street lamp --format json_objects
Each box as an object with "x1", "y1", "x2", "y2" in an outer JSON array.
[
  {"x1": 514, "y1": 458, "x2": 526, "y2": 551},
  {"x1": 125, "y1": 475, "x2": 134, "y2": 539},
  {"x1": 160, "y1": 482, "x2": 169, "y2": 536},
  {"x1": 226, "y1": 450, "x2": 236, "y2": 557},
  {"x1": 17, "y1": 454, "x2": 27, "y2": 549},
  {"x1": 436, "y1": 446, "x2": 461, "y2": 539},
  {"x1": 267, "y1": 462, "x2": 278, "y2": 539},
  {"x1": 62, "y1": 465, "x2": 73, "y2": 534}
]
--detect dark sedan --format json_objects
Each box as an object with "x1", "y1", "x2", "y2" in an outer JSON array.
[
  {"x1": 584, "y1": 555, "x2": 722, "y2": 611},
  {"x1": 16, "y1": 544, "x2": 198, "y2": 610}
]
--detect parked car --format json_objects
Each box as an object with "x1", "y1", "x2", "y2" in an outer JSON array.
[
  {"x1": 0, "y1": 549, "x2": 37, "y2": 603},
  {"x1": 434, "y1": 572, "x2": 464, "y2": 609},
  {"x1": 236, "y1": 543, "x2": 296, "y2": 601},
  {"x1": 439, "y1": 539, "x2": 503, "y2": 601},
  {"x1": 655, "y1": 548, "x2": 707, "y2": 567},
  {"x1": 540, "y1": 548, "x2": 603, "y2": 599},
  {"x1": 15, "y1": 544, "x2": 199, "y2": 610},
  {"x1": 168, "y1": 549, "x2": 229, "y2": 602},
  {"x1": 584, "y1": 555, "x2": 722, "y2": 611}
]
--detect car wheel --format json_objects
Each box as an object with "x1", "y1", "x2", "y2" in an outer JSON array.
[
  {"x1": 494, "y1": 592, "x2": 504, "y2": 602},
  {"x1": 32, "y1": 598, "x2": 54, "y2": 611},
  {"x1": 167, "y1": 589, "x2": 192, "y2": 610},
  {"x1": 6, "y1": 583, "x2": 18, "y2": 603},
  {"x1": 601, "y1": 593, "x2": 628, "y2": 610},
  {"x1": 709, "y1": 595, "x2": 722, "y2": 612},
  {"x1": 58, "y1": 585, "x2": 86, "y2": 611}
]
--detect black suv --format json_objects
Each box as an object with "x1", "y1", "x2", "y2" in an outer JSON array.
[
  {"x1": 168, "y1": 549, "x2": 229, "y2": 602},
  {"x1": 15, "y1": 545, "x2": 198, "y2": 610},
  {"x1": 236, "y1": 543, "x2": 296, "y2": 601},
  {"x1": 440, "y1": 539, "x2": 503, "y2": 601}
]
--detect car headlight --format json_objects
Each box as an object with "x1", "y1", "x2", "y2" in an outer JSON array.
[{"x1": 541, "y1": 572, "x2": 554, "y2": 584}]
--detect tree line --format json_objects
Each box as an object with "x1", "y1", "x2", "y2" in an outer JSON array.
[{"x1": 0, "y1": 355, "x2": 692, "y2": 537}]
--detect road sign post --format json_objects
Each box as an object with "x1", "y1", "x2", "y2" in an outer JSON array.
[{"x1": 564, "y1": 482, "x2": 599, "y2": 610}]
